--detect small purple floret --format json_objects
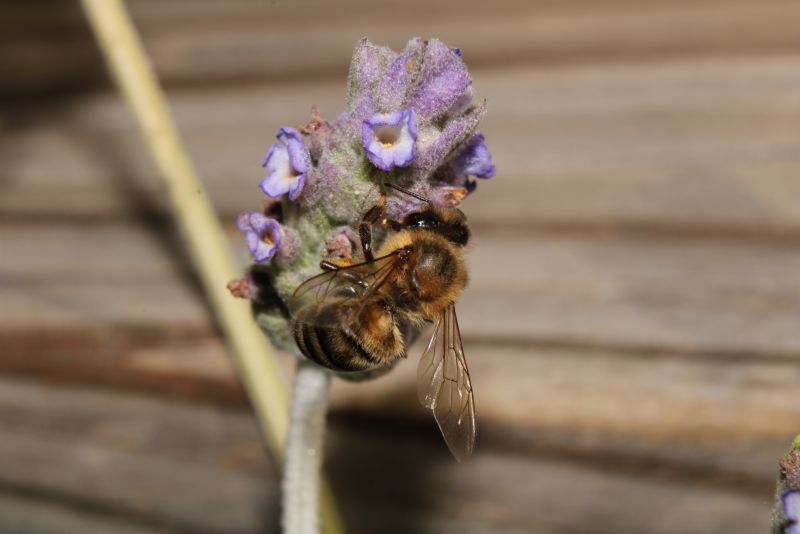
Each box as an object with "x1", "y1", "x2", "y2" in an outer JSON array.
[
  {"x1": 362, "y1": 108, "x2": 417, "y2": 171},
  {"x1": 237, "y1": 211, "x2": 282, "y2": 263},
  {"x1": 433, "y1": 131, "x2": 495, "y2": 194},
  {"x1": 457, "y1": 132, "x2": 496, "y2": 178},
  {"x1": 259, "y1": 127, "x2": 310, "y2": 201},
  {"x1": 784, "y1": 490, "x2": 800, "y2": 534}
]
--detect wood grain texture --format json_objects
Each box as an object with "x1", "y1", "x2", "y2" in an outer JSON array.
[
  {"x1": 0, "y1": 379, "x2": 275, "y2": 534},
  {"x1": 4, "y1": 56, "x2": 800, "y2": 233},
  {"x1": 4, "y1": 0, "x2": 800, "y2": 95},
  {"x1": 0, "y1": 221, "x2": 796, "y2": 489},
  {"x1": 328, "y1": 428, "x2": 772, "y2": 534},
  {"x1": 5, "y1": 223, "x2": 800, "y2": 356},
  {"x1": 0, "y1": 493, "x2": 165, "y2": 534},
  {"x1": 0, "y1": 377, "x2": 776, "y2": 534},
  {"x1": 3, "y1": 0, "x2": 799, "y2": 531}
]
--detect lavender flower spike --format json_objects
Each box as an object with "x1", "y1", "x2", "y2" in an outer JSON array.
[
  {"x1": 785, "y1": 491, "x2": 800, "y2": 534},
  {"x1": 230, "y1": 37, "x2": 497, "y2": 533},
  {"x1": 237, "y1": 211, "x2": 282, "y2": 263},
  {"x1": 260, "y1": 127, "x2": 310, "y2": 201},
  {"x1": 362, "y1": 108, "x2": 417, "y2": 171}
]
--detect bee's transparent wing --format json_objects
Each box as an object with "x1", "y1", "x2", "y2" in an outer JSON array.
[
  {"x1": 288, "y1": 250, "x2": 401, "y2": 327},
  {"x1": 417, "y1": 304, "x2": 476, "y2": 462}
]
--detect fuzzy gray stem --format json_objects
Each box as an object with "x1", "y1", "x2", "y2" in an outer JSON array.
[{"x1": 282, "y1": 360, "x2": 331, "y2": 534}]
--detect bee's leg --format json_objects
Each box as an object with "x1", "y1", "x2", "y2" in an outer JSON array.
[
  {"x1": 383, "y1": 219, "x2": 403, "y2": 232},
  {"x1": 319, "y1": 260, "x2": 340, "y2": 271},
  {"x1": 385, "y1": 182, "x2": 432, "y2": 204},
  {"x1": 359, "y1": 193, "x2": 386, "y2": 262}
]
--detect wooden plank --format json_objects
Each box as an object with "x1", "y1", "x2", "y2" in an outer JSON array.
[
  {"x1": 474, "y1": 55, "x2": 800, "y2": 233},
  {"x1": 3, "y1": 0, "x2": 800, "y2": 96},
  {"x1": 328, "y1": 428, "x2": 772, "y2": 534},
  {"x1": 3, "y1": 56, "x2": 800, "y2": 232},
  {"x1": 4, "y1": 222, "x2": 800, "y2": 356},
  {"x1": 462, "y1": 229, "x2": 800, "y2": 356},
  {"x1": 3, "y1": 2, "x2": 795, "y2": 530},
  {"x1": 0, "y1": 222, "x2": 212, "y2": 330},
  {"x1": 0, "y1": 492, "x2": 164, "y2": 534},
  {"x1": 0, "y1": 329, "x2": 248, "y2": 407},
  {"x1": 0, "y1": 377, "x2": 776, "y2": 533},
  {"x1": 332, "y1": 339, "x2": 797, "y2": 484},
  {"x1": 0, "y1": 379, "x2": 275, "y2": 534},
  {"x1": 0, "y1": 325, "x2": 793, "y2": 483},
  {"x1": 0, "y1": 223, "x2": 797, "y2": 481}
]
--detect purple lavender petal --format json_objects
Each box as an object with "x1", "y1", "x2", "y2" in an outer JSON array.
[
  {"x1": 363, "y1": 142, "x2": 392, "y2": 171},
  {"x1": 236, "y1": 212, "x2": 261, "y2": 257},
  {"x1": 237, "y1": 211, "x2": 282, "y2": 263},
  {"x1": 248, "y1": 211, "x2": 270, "y2": 235},
  {"x1": 364, "y1": 110, "x2": 404, "y2": 129},
  {"x1": 465, "y1": 142, "x2": 495, "y2": 177},
  {"x1": 278, "y1": 127, "x2": 310, "y2": 174},
  {"x1": 409, "y1": 39, "x2": 472, "y2": 120},
  {"x1": 406, "y1": 108, "x2": 418, "y2": 140},
  {"x1": 784, "y1": 490, "x2": 800, "y2": 521},
  {"x1": 253, "y1": 219, "x2": 281, "y2": 263},
  {"x1": 252, "y1": 242, "x2": 272, "y2": 263},
  {"x1": 259, "y1": 127, "x2": 310, "y2": 199},
  {"x1": 265, "y1": 219, "x2": 283, "y2": 261},
  {"x1": 287, "y1": 174, "x2": 306, "y2": 201},
  {"x1": 459, "y1": 132, "x2": 496, "y2": 178},
  {"x1": 246, "y1": 232, "x2": 261, "y2": 258},
  {"x1": 391, "y1": 138, "x2": 415, "y2": 167},
  {"x1": 259, "y1": 144, "x2": 293, "y2": 197},
  {"x1": 362, "y1": 108, "x2": 417, "y2": 170},
  {"x1": 260, "y1": 143, "x2": 278, "y2": 167},
  {"x1": 236, "y1": 211, "x2": 252, "y2": 233}
]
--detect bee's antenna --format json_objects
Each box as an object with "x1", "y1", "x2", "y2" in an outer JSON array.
[{"x1": 385, "y1": 183, "x2": 431, "y2": 205}]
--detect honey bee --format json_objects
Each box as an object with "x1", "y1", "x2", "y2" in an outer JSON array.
[{"x1": 288, "y1": 186, "x2": 476, "y2": 462}]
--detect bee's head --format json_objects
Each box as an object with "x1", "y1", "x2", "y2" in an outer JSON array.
[{"x1": 402, "y1": 205, "x2": 470, "y2": 246}]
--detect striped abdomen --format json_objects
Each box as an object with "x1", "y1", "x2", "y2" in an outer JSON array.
[{"x1": 291, "y1": 300, "x2": 402, "y2": 372}]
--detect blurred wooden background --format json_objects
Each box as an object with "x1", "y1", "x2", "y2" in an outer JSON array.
[{"x1": 2, "y1": 0, "x2": 800, "y2": 532}]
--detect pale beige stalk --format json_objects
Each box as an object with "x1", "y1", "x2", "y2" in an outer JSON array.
[{"x1": 80, "y1": 1, "x2": 343, "y2": 532}]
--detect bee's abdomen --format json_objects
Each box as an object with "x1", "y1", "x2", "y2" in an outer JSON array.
[{"x1": 292, "y1": 304, "x2": 384, "y2": 372}]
